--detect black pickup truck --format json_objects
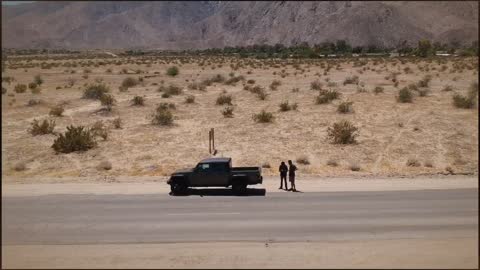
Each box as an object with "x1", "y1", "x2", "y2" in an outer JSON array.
[{"x1": 167, "y1": 157, "x2": 263, "y2": 195}]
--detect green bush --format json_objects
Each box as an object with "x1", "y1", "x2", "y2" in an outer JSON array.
[
  {"x1": 216, "y1": 94, "x2": 232, "y2": 105},
  {"x1": 253, "y1": 110, "x2": 274, "y2": 123},
  {"x1": 131, "y1": 95, "x2": 145, "y2": 106},
  {"x1": 14, "y1": 84, "x2": 27, "y2": 93},
  {"x1": 337, "y1": 101, "x2": 353, "y2": 113},
  {"x1": 52, "y1": 125, "x2": 97, "y2": 153},
  {"x1": 397, "y1": 87, "x2": 413, "y2": 103},
  {"x1": 29, "y1": 119, "x2": 55, "y2": 136},
  {"x1": 327, "y1": 120, "x2": 359, "y2": 144},
  {"x1": 166, "y1": 66, "x2": 179, "y2": 77},
  {"x1": 83, "y1": 83, "x2": 109, "y2": 99}
]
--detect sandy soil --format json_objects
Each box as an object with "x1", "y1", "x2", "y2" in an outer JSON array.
[
  {"x1": 2, "y1": 175, "x2": 478, "y2": 197},
  {"x1": 3, "y1": 238, "x2": 477, "y2": 269},
  {"x1": 2, "y1": 56, "x2": 478, "y2": 179}
]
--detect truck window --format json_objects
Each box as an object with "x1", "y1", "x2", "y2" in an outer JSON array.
[
  {"x1": 198, "y1": 163, "x2": 210, "y2": 171},
  {"x1": 211, "y1": 162, "x2": 229, "y2": 172}
]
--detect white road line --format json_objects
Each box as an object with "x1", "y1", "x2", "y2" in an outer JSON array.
[{"x1": 167, "y1": 212, "x2": 241, "y2": 216}]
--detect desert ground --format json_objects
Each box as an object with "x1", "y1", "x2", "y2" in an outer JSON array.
[{"x1": 2, "y1": 54, "x2": 478, "y2": 182}]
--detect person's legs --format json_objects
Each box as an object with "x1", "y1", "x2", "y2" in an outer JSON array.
[
  {"x1": 283, "y1": 175, "x2": 288, "y2": 190},
  {"x1": 279, "y1": 175, "x2": 284, "y2": 189},
  {"x1": 291, "y1": 176, "x2": 296, "y2": 191}
]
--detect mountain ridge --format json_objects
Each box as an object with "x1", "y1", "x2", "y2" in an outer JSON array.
[{"x1": 2, "y1": 1, "x2": 478, "y2": 50}]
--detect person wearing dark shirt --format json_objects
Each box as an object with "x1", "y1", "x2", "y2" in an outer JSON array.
[
  {"x1": 278, "y1": 161, "x2": 288, "y2": 190},
  {"x1": 288, "y1": 160, "x2": 297, "y2": 192}
]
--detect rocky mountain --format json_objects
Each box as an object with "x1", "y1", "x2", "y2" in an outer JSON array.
[{"x1": 2, "y1": 1, "x2": 478, "y2": 50}]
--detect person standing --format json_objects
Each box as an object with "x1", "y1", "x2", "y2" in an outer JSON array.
[
  {"x1": 278, "y1": 161, "x2": 288, "y2": 190},
  {"x1": 288, "y1": 160, "x2": 297, "y2": 191}
]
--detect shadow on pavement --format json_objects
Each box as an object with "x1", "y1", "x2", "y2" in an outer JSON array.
[{"x1": 170, "y1": 188, "x2": 266, "y2": 197}]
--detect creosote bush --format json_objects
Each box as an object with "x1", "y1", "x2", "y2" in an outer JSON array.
[
  {"x1": 327, "y1": 120, "x2": 359, "y2": 144},
  {"x1": 52, "y1": 125, "x2": 97, "y2": 153},
  {"x1": 29, "y1": 119, "x2": 56, "y2": 136},
  {"x1": 279, "y1": 101, "x2": 298, "y2": 112},
  {"x1": 253, "y1": 110, "x2": 274, "y2": 123}
]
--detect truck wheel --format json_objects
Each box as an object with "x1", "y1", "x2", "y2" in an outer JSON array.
[
  {"x1": 232, "y1": 183, "x2": 247, "y2": 195},
  {"x1": 170, "y1": 182, "x2": 187, "y2": 195}
]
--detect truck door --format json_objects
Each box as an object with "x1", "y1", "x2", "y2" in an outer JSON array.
[
  {"x1": 210, "y1": 162, "x2": 230, "y2": 186},
  {"x1": 190, "y1": 163, "x2": 210, "y2": 187}
]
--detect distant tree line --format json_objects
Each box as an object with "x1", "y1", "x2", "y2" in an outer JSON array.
[{"x1": 3, "y1": 39, "x2": 478, "y2": 58}]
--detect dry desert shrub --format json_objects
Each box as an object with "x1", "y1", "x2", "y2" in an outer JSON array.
[
  {"x1": 83, "y1": 83, "x2": 109, "y2": 99},
  {"x1": 121, "y1": 77, "x2": 138, "y2": 89},
  {"x1": 222, "y1": 106, "x2": 234, "y2": 118},
  {"x1": 326, "y1": 159, "x2": 338, "y2": 167},
  {"x1": 49, "y1": 105, "x2": 64, "y2": 117},
  {"x1": 216, "y1": 94, "x2": 232, "y2": 105},
  {"x1": 151, "y1": 104, "x2": 174, "y2": 126},
  {"x1": 100, "y1": 94, "x2": 116, "y2": 111},
  {"x1": 14, "y1": 84, "x2": 27, "y2": 93},
  {"x1": 296, "y1": 156, "x2": 310, "y2": 165},
  {"x1": 453, "y1": 85, "x2": 477, "y2": 109},
  {"x1": 310, "y1": 80, "x2": 323, "y2": 90},
  {"x1": 166, "y1": 66, "x2": 179, "y2": 77},
  {"x1": 343, "y1": 75, "x2": 359, "y2": 85},
  {"x1": 397, "y1": 87, "x2": 413, "y2": 103},
  {"x1": 131, "y1": 95, "x2": 145, "y2": 106},
  {"x1": 373, "y1": 86, "x2": 384, "y2": 94},
  {"x1": 29, "y1": 119, "x2": 55, "y2": 136},
  {"x1": 253, "y1": 110, "x2": 274, "y2": 123},
  {"x1": 406, "y1": 158, "x2": 421, "y2": 167},
  {"x1": 279, "y1": 101, "x2": 298, "y2": 112},
  {"x1": 349, "y1": 162, "x2": 361, "y2": 171},
  {"x1": 14, "y1": 162, "x2": 27, "y2": 171},
  {"x1": 113, "y1": 118, "x2": 122, "y2": 129},
  {"x1": 269, "y1": 80, "x2": 282, "y2": 90},
  {"x1": 185, "y1": 95, "x2": 195, "y2": 104},
  {"x1": 52, "y1": 125, "x2": 97, "y2": 153},
  {"x1": 97, "y1": 160, "x2": 112, "y2": 171},
  {"x1": 337, "y1": 101, "x2": 353, "y2": 113},
  {"x1": 316, "y1": 89, "x2": 340, "y2": 104},
  {"x1": 327, "y1": 120, "x2": 359, "y2": 144}
]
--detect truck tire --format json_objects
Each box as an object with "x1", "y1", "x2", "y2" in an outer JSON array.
[
  {"x1": 232, "y1": 182, "x2": 247, "y2": 195},
  {"x1": 170, "y1": 181, "x2": 187, "y2": 195}
]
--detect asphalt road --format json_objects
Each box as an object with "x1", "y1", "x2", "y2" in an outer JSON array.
[{"x1": 2, "y1": 188, "x2": 478, "y2": 245}]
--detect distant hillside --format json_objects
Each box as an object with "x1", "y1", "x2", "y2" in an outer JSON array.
[{"x1": 2, "y1": 1, "x2": 478, "y2": 50}]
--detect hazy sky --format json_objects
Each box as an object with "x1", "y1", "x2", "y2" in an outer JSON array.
[{"x1": 2, "y1": 1, "x2": 35, "y2": 5}]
